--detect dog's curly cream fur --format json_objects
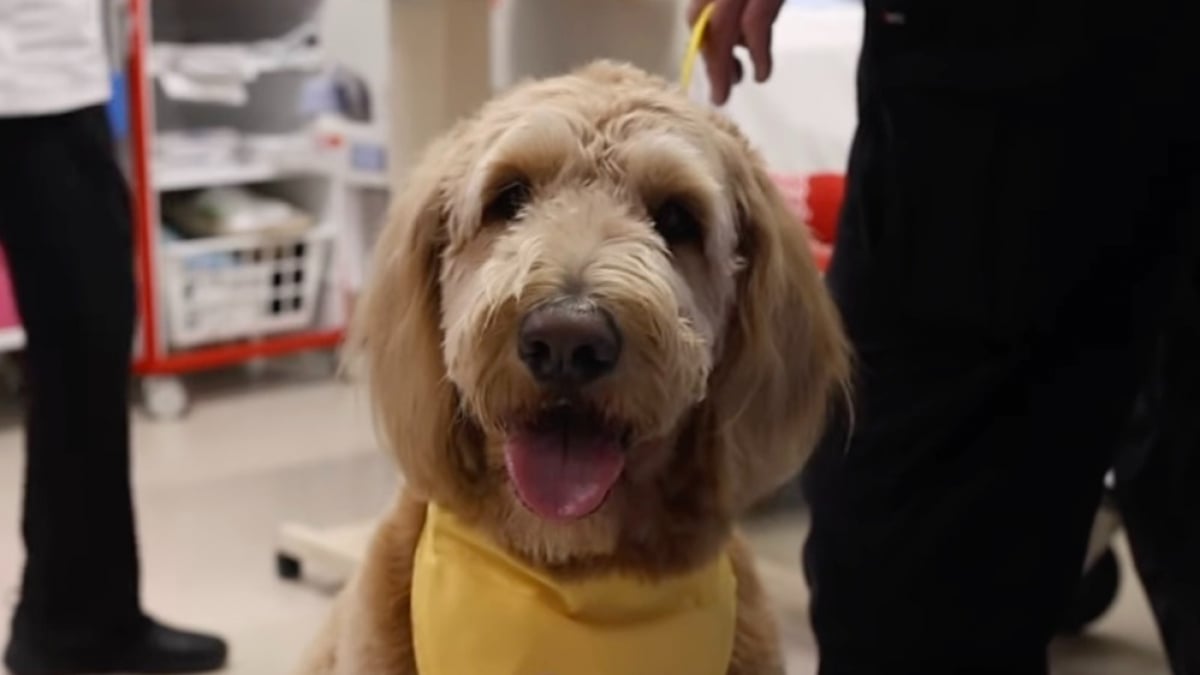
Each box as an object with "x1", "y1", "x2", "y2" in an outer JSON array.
[{"x1": 297, "y1": 61, "x2": 850, "y2": 675}]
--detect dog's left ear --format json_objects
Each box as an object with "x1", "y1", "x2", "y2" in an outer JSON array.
[{"x1": 709, "y1": 138, "x2": 852, "y2": 511}]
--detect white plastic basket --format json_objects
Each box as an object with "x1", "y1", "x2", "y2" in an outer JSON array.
[{"x1": 162, "y1": 228, "x2": 332, "y2": 349}]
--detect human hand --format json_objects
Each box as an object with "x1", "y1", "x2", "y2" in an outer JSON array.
[{"x1": 686, "y1": 0, "x2": 785, "y2": 105}]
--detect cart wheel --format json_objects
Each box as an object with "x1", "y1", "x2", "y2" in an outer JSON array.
[
  {"x1": 1059, "y1": 548, "x2": 1120, "y2": 635},
  {"x1": 142, "y1": 376, "x2": 189, "y2": 421},
  {"x1": 276, "y1": 552, "x2": 302, "y2": 581}
]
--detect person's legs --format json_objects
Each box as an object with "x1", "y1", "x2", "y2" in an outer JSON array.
[
  {"x1": 0, "y1": 107, "x2": 140, "y2": 644},
  {"x1": 1115, "y1": 164, "x2": 1200, "y2": 675},
  {"x1": 0, "y1": 107, "x2": 225, "y2": 674},
  {"x1": 801, "y1": 42, "x2": 1185, "y2": 673}
]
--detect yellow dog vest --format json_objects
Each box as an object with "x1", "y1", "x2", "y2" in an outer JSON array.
[{"x1": 412, "y1": 505, "x2": 737, "y2": 675}]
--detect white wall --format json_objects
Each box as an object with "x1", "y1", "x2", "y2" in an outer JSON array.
[
  {"x1": 490, "y1": 0, "x2": 688, "y2": 90},
  {"x1": 320, "y1": 0, "x2": 690, "y2": 131},
  {"x1": 320, "y1": 0, "x2": 390, "y2": 130}
]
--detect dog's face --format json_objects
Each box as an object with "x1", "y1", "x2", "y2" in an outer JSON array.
[{"x1": 359, "y1": 62, "x2": 848, "y2": 572}]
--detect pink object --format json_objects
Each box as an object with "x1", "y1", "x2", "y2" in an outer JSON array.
[
  {"x1": 0, "y1": 247, "x2": 22, "y2": 330},
  {"x1": 771, "y1": 171, "x2": 810, "y2": 224}
]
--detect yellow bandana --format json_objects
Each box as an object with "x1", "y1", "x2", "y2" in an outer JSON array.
[{"x1": 412, "y1": 504, "x2": 737, "y2": 675}]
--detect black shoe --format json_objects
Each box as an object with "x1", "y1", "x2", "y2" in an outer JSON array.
[{"x1": 4, "y1": 617, "x2": 228, "y2": 675}]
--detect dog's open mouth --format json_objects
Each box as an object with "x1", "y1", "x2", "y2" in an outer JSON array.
[{"x1": 503, "y1": 403, "x2": 627, "y2": 522}]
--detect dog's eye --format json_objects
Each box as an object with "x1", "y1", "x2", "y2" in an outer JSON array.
[
  {"x1": 484, "y1": 180, "x2": 532, "y2": 223},
  {"x1": 651, "y1": 199, "x2": 702, "y2": 247}
]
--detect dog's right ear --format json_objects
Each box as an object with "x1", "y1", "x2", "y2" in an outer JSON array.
[{"x1": 350, "y1": 129, "x2": 483, "y2": 504}]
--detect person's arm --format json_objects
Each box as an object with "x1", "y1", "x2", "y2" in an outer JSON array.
[{"x1": 686, "y1": 0, "x2": 785, "y2": 105}]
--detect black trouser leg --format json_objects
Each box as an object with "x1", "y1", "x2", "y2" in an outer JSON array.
[
  {"x1": 801, "y1": 53, "x2": 1190, "y2": 673},
  {"x1": 1115, "y1": 170, "x2": 1200, "y2": 675},
  {"x1": 0, "y1": 107, "x2": 141, "y2": 644},
  {"x1": 1119, "y1": 408, "x2": 1200, "y2": 675}
]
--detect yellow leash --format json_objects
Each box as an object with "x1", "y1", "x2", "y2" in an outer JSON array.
[{"x1": 679, "y1": 2, "x2": 716, "y2": 90}]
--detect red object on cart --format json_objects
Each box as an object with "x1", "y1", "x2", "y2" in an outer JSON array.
[
  {"x1": 806, "y1": 173, "x2": 845, "y2": 245},
  {"x1": 771, "y1": 171, "x2": 845, "y2": 273}
]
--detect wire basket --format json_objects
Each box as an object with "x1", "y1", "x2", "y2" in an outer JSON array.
[{"x1": 162, "y1": 228, "x2": 332, "y2": 349}]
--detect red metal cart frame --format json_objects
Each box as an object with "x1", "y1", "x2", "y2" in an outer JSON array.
[{"x1": 125, "y1": 0, "x2": 343, "y2": 385}]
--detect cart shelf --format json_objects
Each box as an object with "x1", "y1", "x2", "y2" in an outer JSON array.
[{"x1": 123, "y1": 0, "x2": 387, "y2": 419}]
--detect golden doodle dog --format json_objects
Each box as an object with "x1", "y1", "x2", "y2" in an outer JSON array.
[{"x1": 298, "y1": 61, "x2": 849, "y2": 675}]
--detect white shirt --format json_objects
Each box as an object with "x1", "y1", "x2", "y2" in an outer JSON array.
[{"x1": 0, "y1": 0, "x2": 111, "y2": 117}]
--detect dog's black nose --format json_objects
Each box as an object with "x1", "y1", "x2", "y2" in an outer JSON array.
[{"x1": 518, "y1": 299, "x2": 621, "y2": 386}]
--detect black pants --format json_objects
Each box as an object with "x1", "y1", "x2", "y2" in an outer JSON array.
[
  {"x1": 801, "y1": 4, "x2": 1199, "y2": 673},
  {"x1": 0, "y1": 107, "x2": 141, "y2": 645},
  {"x1": 1114, "y1": 256, "x2": 1200, "y2": 675}
]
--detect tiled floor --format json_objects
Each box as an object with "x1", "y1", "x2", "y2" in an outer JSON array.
[{"x1": 0, "y1": 366, "x2": 1170, "y2": 674}]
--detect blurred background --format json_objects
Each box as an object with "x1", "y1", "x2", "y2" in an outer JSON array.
[{"x1": 0, "y1": 0, "x2": 1171, "y2": 672}]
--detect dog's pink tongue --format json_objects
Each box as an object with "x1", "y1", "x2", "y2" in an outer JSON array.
[{"x1": 504, "y1": 430, "x2": 624, "y2": 521}]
